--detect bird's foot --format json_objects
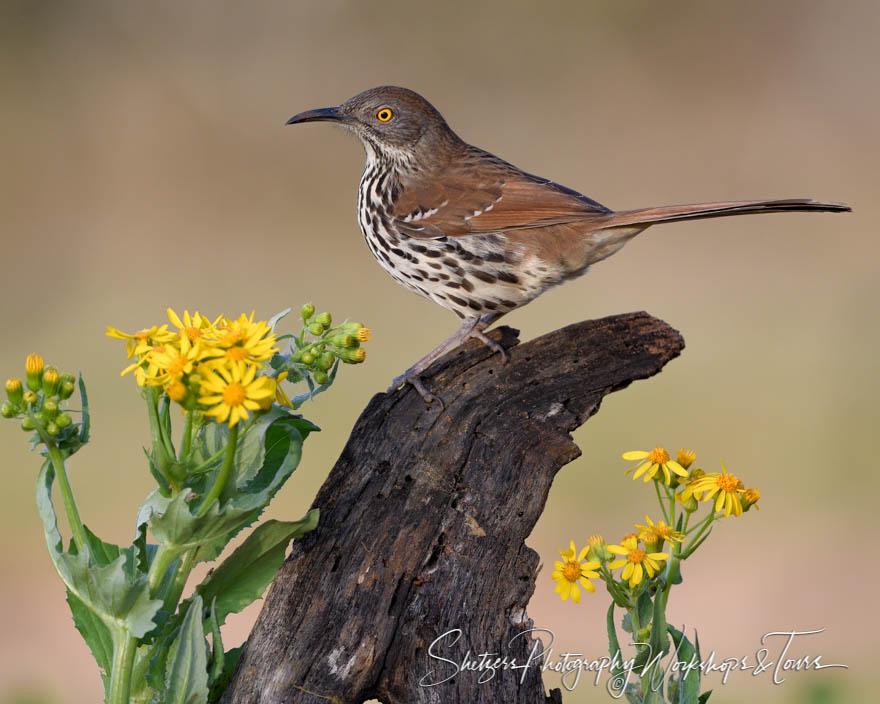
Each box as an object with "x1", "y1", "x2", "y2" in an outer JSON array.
[
  {"x1": 467, "y1": 328, "x2": 509, "y2": 363},
  {"x1": 387, "y1": 372, "x2": 444, "y2": 407}
]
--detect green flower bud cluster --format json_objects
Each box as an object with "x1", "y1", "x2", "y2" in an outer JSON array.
[
  {"x1": 294, "y1": 304, "x2": 372, "y2": 386},
  {"x1": 3, "y1": 354, "x2": 77, "y2": 438}
]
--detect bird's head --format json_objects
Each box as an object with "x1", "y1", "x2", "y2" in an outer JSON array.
[{"x1": 286, "y1": 86, "x2": 460, "y2": 166}]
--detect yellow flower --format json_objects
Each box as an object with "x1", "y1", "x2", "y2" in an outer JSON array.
[
  {"x1": 165, "y1": 379, "x2": 187, "y2": 403},
  {"x1": 677, "y1": 448, "x2": 696, "y2": 470},
  {"x1": 148, "y1": 335, "x2": 208, "y2": 384},
  {"x1": 210, "y1": 312, "x2": 277, "y2": 371},
  {"x1": 273, "y1": 371, "x2": 293, "y2": 408},
  {"x1": 607, "y1": 536, "x2": 669, "y2": 588},
  {"x1": 107, "y1": 325, "x2": 175, "y2": 359},
  {"x1": 634, "y1": 516, "x2": 685, "y2": 549},
  {"x1": 167, "y1": 308, "x2": 214, "y2": 344},
  {"x1": 551, "y1": 541, "x2": 601, "y2": 603},
  {"x1": 622, "y1": 446, "x2": 687, "y2": 485},
  {"x1": 688, "y1": 463, "x2": 745, "y2": 517},
  {"x1": 198, "y1": 363, "x2": 274, "y2": 426},
  {"x1": 587, "y1": 534, "x2": 611, "y2": 562},
  {"x1": 742, "y1": 486, "x2": 761, "y2": 512}
]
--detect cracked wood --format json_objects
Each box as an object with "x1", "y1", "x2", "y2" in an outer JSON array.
[{"x1": 222, "y1": 311, "x2": 685, "y2": 704}]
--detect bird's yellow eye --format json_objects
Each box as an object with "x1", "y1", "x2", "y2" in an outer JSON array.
[{"x1": 377, "y1": 108, "x2": 393, "y2": 122}]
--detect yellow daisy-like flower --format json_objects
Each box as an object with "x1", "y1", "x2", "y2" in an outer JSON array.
[
  {"x1": 167, "y1": 308, "x2": 214, "y2": 344},
  {"x1": 607, "y1": 536, "x2": 669, "y2": 588},
  {"x1": 634, "y1": 516, "x2": 685, "y2": 549},
  {"x1": 742, "y1": 486, "x2": 761, "y2": 511},
  {"x1": 551, "y1": 541, "x2": 601, "y2": 603},
  {"x1": 210, "y1": 312, "x2": 277, "y2": 371},
  {"x1": 622, "y1": 446, "x2": 687, "y2": 485},
  {"x1": 107, "y1": 325, "x2": 176, "y2": 359},
  {"x1": 149, "y1": 335, "x2": 207, "y2": 384},
  {"x1": 688, "y1": 463, "x2": 745, "y2": 517},
  {"x1": 198, "y1": 363, "x2": 274, "y2": 426}
]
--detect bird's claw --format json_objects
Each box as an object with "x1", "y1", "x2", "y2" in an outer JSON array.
[
  {"x1": 387, "y1": 373, "x2": 445, "y2": 408},
  {"x1": 469, "y1": 329, "x2": 509, "y2": 364}
]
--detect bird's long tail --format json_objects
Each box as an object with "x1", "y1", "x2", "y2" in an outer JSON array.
[{"x1": 601, "y1": 199, "x2": 850, "y2": 229}]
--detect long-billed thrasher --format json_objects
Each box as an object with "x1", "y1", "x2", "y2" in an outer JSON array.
[{"x1": 286, "y1": 86, "x2": 850, "y2": 403}]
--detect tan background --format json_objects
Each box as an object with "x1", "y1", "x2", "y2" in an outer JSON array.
[{"x1": 0, "y1": 1, "x2": 875, "y2": 702}]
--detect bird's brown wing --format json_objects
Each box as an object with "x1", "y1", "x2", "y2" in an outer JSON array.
[{"x1": 390, "y1": 153, "x2": 612, "y2": 239}]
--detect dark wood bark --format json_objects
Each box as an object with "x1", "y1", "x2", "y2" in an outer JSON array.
[{"x1": 222, "y1": 312, "x2": 684, "y2": 704}]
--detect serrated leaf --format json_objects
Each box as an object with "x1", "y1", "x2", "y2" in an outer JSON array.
[
  {"x1": 37, "y1": 461, "x2": 162, "y2": 639},
  {"x1": 194, "y1": 512, "x2": 318, "y2": 627},
  {"x1": 67, "y1": 589, "x2": 113, "y2": 696},
  {"x1": 164, "y1": 595, "x2": 209, "y2": 704},
  {"x1": 146, "y1": 491, "x2": 262, "y2": 565},
  {"x1": 667, "y1": 625, "x2": 701, "y2": 704}
]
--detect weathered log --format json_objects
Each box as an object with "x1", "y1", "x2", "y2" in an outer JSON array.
[{"x1": 222, "y1": 312, "x2": 684, "y2": 703}]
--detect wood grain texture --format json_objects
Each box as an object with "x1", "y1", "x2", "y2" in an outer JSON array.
[{"x1": 222, "y1": 311, "x2": 685, "y2": 704}]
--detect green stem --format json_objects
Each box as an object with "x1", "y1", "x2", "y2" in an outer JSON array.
[
  {"x1": 46, "y1": 438, "x2": 89, "y2": 553},
  {"x1": 196, "y1": 423, "x2": 239, "y2": 517},
  {"x1": 147, "y1": 545, "x2": 181, "y2": 596},
  {"x1": 162, "y1": 549, "x2": 197, "y2": 614},
  {"x1": 654, "y1": 481, "x2": 669, "y2": 523},
  {"x1": 145, "y1": 390, "x2": 174, "y2": 484},
  {"x1": 108, "y1": 630, "x2": 137, "y2": 704},
  {"x1": 179, "y1": 410, "x2": 195, "y2": 462}
]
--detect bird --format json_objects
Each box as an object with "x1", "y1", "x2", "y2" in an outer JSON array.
[{"x1": 286, "y1": 86, "x2": 850, "y2": 403}]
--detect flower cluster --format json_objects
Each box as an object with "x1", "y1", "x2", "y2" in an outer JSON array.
[
  {"x1": 550, "y1": 445, "x2": 761, "y2": 604},
  {"x1": 2, "y1": 354, "x2": 78, "y2": 438},
  {"x1": 289, "y1": 304, "x2": 370, "y2": 386},
  {"x1": 108, "y1": 309, "x2": 279, "y2": 426}
]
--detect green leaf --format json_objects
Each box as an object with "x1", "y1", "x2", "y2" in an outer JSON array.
[
  {"x1": 67, "y1": 589, "x2": 113, "y2": 696},
  {"x1": 164, "y1": 595, "x2": 210, "y2": 704},
  {"x1": 195, "y1": 512, "x2": 318, "y2": 627},
  {"x1": 208, "y1": 646, "x2": 243, "y2": 704},
  {"x1": 698, "y1": 691, "x2": 712, "y2": 703},
  {"x1": 78, "y1": 372, "x2": 90, "y2": 445},
  {"x1": 206, "y1": 599, "x2": 224, "y2": 685},
  {"x1": 636, "y1": 590, "x2": 653, "y2": 628},
  {"x1": 267, "y1": 307, "x2": 292, "y2": 331},
  {"x1": 667, "y1": 625, "x2": 701, "y2": 704},
  {"x1": 606, "y1": 603, "x2": 624, "y2": 681},
  {"x1": 37, "y1": 461, "x2": 162, "y2": 640}
]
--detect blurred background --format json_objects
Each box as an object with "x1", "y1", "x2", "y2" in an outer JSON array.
[{"x1": 0, "y1": 1, "x2": 875, "y2": 702}]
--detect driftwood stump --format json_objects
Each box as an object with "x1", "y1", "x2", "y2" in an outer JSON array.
[{"x1": 222, "y1": 312, "x2": 684, "y2": 703}]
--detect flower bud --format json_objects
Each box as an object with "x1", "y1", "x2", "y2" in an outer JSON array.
[
  {"x1": 23, "y1": 390, "x2": 38, "y2": 407},
  {"x1": 339, "y1": 347, "x2": 366, "y2": 364},
  {"x1": 21, "y1": 416, "x2": 35, "y2": 431},
  {"x1": 741, "y1": 487, "x2": 761, "y2": 512},
  {"x1": 317, "y1": 352, "x2": 335, "y2": 371},
  {"x1": 677, "y1": 448, "x2": 696, "y2": 470},
  {"x1": 313, "y1": 370, "x2": 329, "y2": 385},
  {"x1": 300, "y1": 303, "x2": 315, "y2": 321},
  {"x1": 25, "y1": 353, "x2": 44, "y2": 391},
  {"x1": 330, "y1": 334, "x2": 356, "y2": 348},
  {"x1": 356, "y1": 327, "x2": 372, "y2": 342},
  {"x1": 55, "y1": 412, "x2": 72, "y2": 429},
  {"x1": 314, "y1": 312, "x2": 332, "y2": 327},
  {"x1": 681, "y1": 494, "x2": 699, "y2": 513},
  {"x1": 1, "y1": 402, "x2": 15, "y2": 419},
  {"x1": 587, "y1": 535, "x2": 611, "y2": 562},
  {"x1": 42, "y1": 398, "x2": 59, "y2": 420},
  {"x1": 6, "y1": 378, "x2": 23, "y2": 406},
  {"x1": 59, "y1": 381, "x2": 76, "y2": 400},
  {"x1": 42, "y1": 368, "x2": 61, "y2": 396},
  {"x1": 33, "y1": 410, "x2": 45, "y2": 424},
  {"x1": 307, "y1": 322, "x2": 325, "y2": 336},
  {"x1": 165, "y1": 380, "x2": 187, "y2": 403},
  {"x1": 301, "y1": 352, "x2": 315, "y2": 365},
  {"x1": 46, "y1": 421, "x2": 60, "y2": 436}
]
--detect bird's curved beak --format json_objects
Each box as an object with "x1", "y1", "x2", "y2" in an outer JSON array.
[{"x1": 285, "y1": 106, "x2": 346, "y2": 126}]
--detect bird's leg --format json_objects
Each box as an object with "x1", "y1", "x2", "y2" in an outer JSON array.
[{"x1": 388, "y1": 313, "x2": 506, "y2": 404}]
